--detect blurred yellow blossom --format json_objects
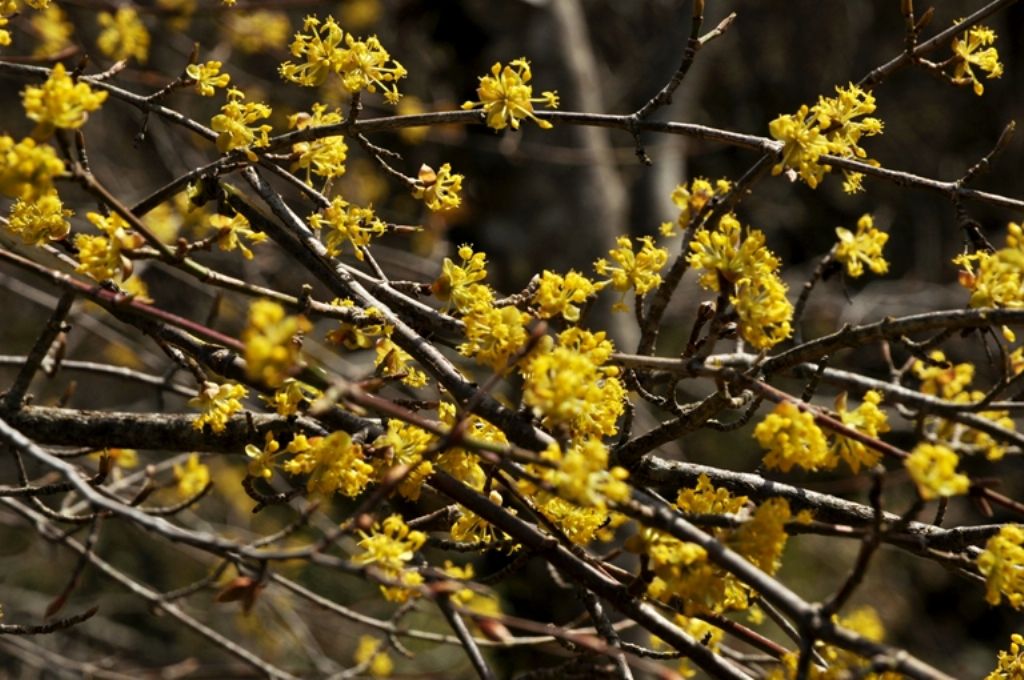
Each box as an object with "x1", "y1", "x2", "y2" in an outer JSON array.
[
  {"x1": 22, "y1": 63, "x2": 108, "y2": 137},
  {"x1": 173, "y1": 453, "x2": 210, "y2": 497},
  {"x1": 978, "y1": 525, "x2": 1024, "y2": 609},
  {"x1": 96, "y1": 7, "x2": 149, "y2": 63},
  {"x1": 754, "y1": 401, "x2": 830, "y2": 472},
  {"x1": 242, "y1": 299, "x2": 311, "y2": 387},
  {"x1": 904, "y1": 443, "x2": 969, "y2": 501}
]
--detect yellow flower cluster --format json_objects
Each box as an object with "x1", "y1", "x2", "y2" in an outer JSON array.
[
  {"x1": 185, "y1": 60, "x2": 231, "y2": 97},
  {"x1": 326, "y1": 299, "x2": 384, "y2": 350},
  {"x1": 75, "y1": 212, "x2": 145, "y2": 283},
  {"x1": 768, "y1": 83, "x2": 883, "y2": 193},
  {"x1": 594, "y1": 235, "x2": 668, "y2": 312},
  {"x1": 6, "y1": 190, "x2": 72, "y2": 245},
  {"x1": 242, "y1": 299, "x2": 311, "y2": 387},
  {"x1": 830, "y1": 391, "x2": 890, "y2": 472},
  {"x1": 462, "y1": 58, "x2": 559, "y2": 131},
  {"x1": 206, "y1": 211, "x2": 268, "y2": 260},
  {"x1": 451, "y1": 490, "x2": 512, "y2": 546},
  {"x1": 283, "y1": 430, "x2": 373, "y2": 498},
  {"x1": 260, "y1": 379, "x2": 320, "y2": 417},
  {"x1": 224, "y1": 10, "x2": 291, "y2": 55},
  {"x1": 375, "y1": 334, "x2": 428, "y2": 388},
  {"x1": 754, "y1": 402, "x2": 831, "y2": 473},
  {"x1": 310, "y1": 196, "x2": 387, "y2": 261},
  {"x1": 211, "y1": 88, "x2": 273, "y2": 158},
  {"x1": 97, "y1": 7, "x2": 149, "y2": 63},
  {"x1": 0, "y1": 136, "x2": 65, "y2": 200},
  {"x1": 287, "y1": 103, "x2": 348, "y2": 184},
  {"x1": 913, "y1": 350, "x2": 1017, "y2": 460},
  {"x1": 372, "y1": 419, "x2": 435, "y2": 501},
  {"x1": 31, "y1": 4, "x2": 73, "y2": 57},
  {"x1": 189, "y1": 382, "x2": 248, "y2": 433},
  {"x1": 978, "y1": 525, "x2": 1024, "y2": 609},
  {"x1": 663, "y1": 176, "x2": 731, "y2": 235},
  {"x1": 628, "y1": 482, "x2": 796, "y2": 616},
  {"x1": 437, "y1": 402, "x2": 498, "y2": 490},
  {"x1": 532, "y1": 269, "x2": 606, "y2": 323},
  {"x1": 280, "y1": 15, "x2": 406, "y2": 103},
  {"x1": 834, "y1": 214, "x2": 889, "y2": 278},
  {"x1": 432, "y1": 244, "x2": 489, "y2": 312},
  {"x1": 412, "y1": 163, "x2": 463, "y2": 212},
  {"x1": 688, "y1": 214, "x2": 793, "y2": 349},
  {"x1": 538, "y1": 439, "x2": 630, "y2": 510},
  {"x1": 952, "y1": 24, "x2": 1004, "y2": 96},
  {"x1": 353, "y1": 514, "x2": 426, "y2": 602},
  {"x1": 458, "y1": 288, "x2": 531, "y2": 371},
  {"x1": 987, "y1": 634, "x2": 1024, "y2": 679},
  {"x1": 904, "y1": 442, "x2": 969, "y2": 501},
  {"x1": 353, "y1": 636, "x2": 393, "y2": 679},
  {"x1": 767, "y1": 607, "x2": 900, "y2": 680},
  {"x1": 956, "y1": 222, "x2": 1024, "y2": 309},
  {"x1": 173, "y1": 453, "x2": 210, "y2": 498},
  {"x1": 22, "y1": 63, "x2": 108, "y2": 138},
  {"x1": 522, "y1": 328, "x2": 624, "y2": 441}
]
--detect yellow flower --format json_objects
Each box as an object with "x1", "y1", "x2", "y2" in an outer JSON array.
[
  {"x1": 594, "y1": 235, "x2": 668, "y2": 311},
  {"x1": 371, "y1": 419, "x2": 435, "y2": 501},
  {"x1": 205, "y1": 211, "x2": 267, "y2": 260},
  {"x1": 522, "y1": 328, "x2": 624, "y2": 440},
  {"x1": 309, "y1": 196, "x2": 386, "y2": 260},
  {"x1": 287, "y1": 103, "x2": 347, "y2": 183},
  {"x1": 462, "y1": 57, "x2": 559, "y2": 131},
  {"x1": 904, "y1": 443, "x2": 969, "y2": 501},
  {"x1": 667, "y1": 177, "x2": 731, "y2": 234},
  {"x1": 210, "y1": 88, "x2": 273, "y2": 158},
  {"x1": 242, "y1": 299, "x2": 311, "y2": 388},
  {"x1": 754, "y1": 402, "x2": 830, "y2": 473},
  {"x1": 353, "y1": 636, "x2": 393, "y2": 678},
  {"x1": 978, "y1": 525, "x2": 1024, "y2": 609},
  {"x1": 354, "y1": 514, "x2": 426, "y2": 601},
  {"x1": 260, "y1": 379, "x2": 320, "y2": 416},
  {"x1": 413, "y1": 163, "x2": 463, "y2": 212},
  {"x1": 689, "y1": 213, "x2": 793, "y2": 349},
  {"x1": 96, "y1": 7, "x2": 150, "y2": 63},
  {"x1": 955, "y1": 222, "x2": 1024, "y2": 309},
  {"x1": 337, "y1": 33, "x2": 407, "y2": 104},
  {"x1": 282, "y1": 430, "x2": 373, "y2": 498},
  {"x1": 31, "y1": 4, "x2": 74, "y2": 57},
  {"x1": 22, "y1": 63, "x2": 108, "y2": 137},
  {"x1": 280, "y1": 15, "x2": 406, "y2": 103},
  {"x1": 74, "y1": 212, "x2": 145, "y2": 283},
  {"x1": 0, "y1": 136, "x2": 65, "y2": 200},
  {"x1": 987, "y1": 633, "x2": 1024, "y2": 679},
  {"x1": 458, "y1": 290, "x2": 532, "y2": 372},
  {"x1": 952, "y1": 24, "x2": 1003, "y2": 96},
  {"x1": 173, "y1": 453, "x2": 210, "y2": 498},
  {"x1": 676, "y1": 474, "x2": 747, "y2": 515},
  {"x1": 731, "y1": 498, "x2": 791, "y2": 574},
  {"x1": 913, "y1": 350, "x2": 974, "y2": 399},
  {"x1": 375, "y1": 335, "x2": 428, "y2": 388},
  {"x1": 830, "y1": 390, "x2": 889, "y2": 473},
  {"x1": 223, "y1": 10, "x2": 291, "y2": 54},
  {"x1": 326, "y1": 299, "x2": 384, "y2": 350},
  {"x1": 834, "y1": 213, "x2": 889, "y2": 278},
  {"x1": 432, "y1": 244, "x2": 489, "y2": 313},
  {"x1": 532, "y1": 269, "x2": 606, "y2": 323},
  {"x1": 6, "y1": 190, "x2": 72, "y2": 245},
  {"x1": 189, "y1": 382, "x2": 248, "y2": 433},
  {"x1": 185, "y1": 60, "x2": 230, "y2": 97},
  {"x1": 769, "y1": 84, "x2": 883, "y2": 193},
  {"x1": 245, "y1": 433, "x2": 281, "y2": 480}
]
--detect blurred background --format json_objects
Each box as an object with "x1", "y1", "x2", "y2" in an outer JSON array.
[{"x1": 1, "y1": 0, "x2": 1023, "y2": 676}]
